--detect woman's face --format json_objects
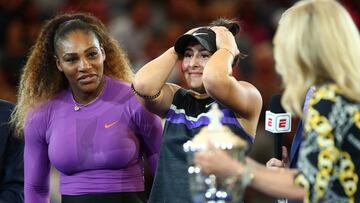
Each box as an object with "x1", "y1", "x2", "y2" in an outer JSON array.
[
  {"x1": 55, "y1": 30, "x2": 106, "y2": 96},
  {"x1": 181, "y1": 43, "x2": 211, "y2": 92}
]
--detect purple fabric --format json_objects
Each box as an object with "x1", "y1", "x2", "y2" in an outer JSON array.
[
  {"x1": 289, "y1": 86, "x2": 316, "y2": 167},
  {"x1": 303, "y1": 86, "x2": 315, "y2": 112},
  {"x1": 166, "y1": 108, "x2": 241, "y2": 129},
  {"x1": 24, "y1": 76, "x2": 163, "y2": 203},
  {"x1": 166, "y1": 107, "x2": 254, "y2": 142}
]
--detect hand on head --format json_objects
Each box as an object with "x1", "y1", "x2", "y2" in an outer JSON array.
[
  {"x1": 266, "y1": 146, "x2": 290, "y2": 169},
  {"x1": 210, "y1": 26, "x2": 239, "y2": 57}
]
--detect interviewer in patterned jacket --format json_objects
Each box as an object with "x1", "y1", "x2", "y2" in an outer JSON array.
[{"x1": 195, "y1": 0, "x2": 360, "y2": 202}]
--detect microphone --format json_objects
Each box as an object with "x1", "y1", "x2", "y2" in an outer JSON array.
[{"x1": 265, "y1": 94, "x2": 292, "y2": 159}]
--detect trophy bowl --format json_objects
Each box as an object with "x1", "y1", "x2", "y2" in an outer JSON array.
[{"x1": 183, "y1": 104, "x2": 249, "y2": 203}]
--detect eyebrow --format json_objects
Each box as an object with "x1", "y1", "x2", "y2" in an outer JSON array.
[{"x1": 62, "y1": 46, "x2": 99, "y2": 58}]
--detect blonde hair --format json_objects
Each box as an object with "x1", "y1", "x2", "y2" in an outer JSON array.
[
  {"x1": 273, "y1": 0, "x2": 360, "y2": 116},
  {"x1": 11, "y1": 13, "x2": 134, "y2": 137}
]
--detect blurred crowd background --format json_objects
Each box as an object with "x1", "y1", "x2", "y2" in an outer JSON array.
[{"x1": 0, "y1": 0, "x2": 358, "y2": 202}]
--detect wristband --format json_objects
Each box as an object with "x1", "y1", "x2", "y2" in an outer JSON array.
[{"x1": 131, "y1": 83, "x2": 161, "y2": 100}]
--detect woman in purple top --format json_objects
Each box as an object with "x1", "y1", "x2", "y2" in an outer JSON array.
[{"x1": 10, "y1": 13, "x2": 163, "y2": 203}]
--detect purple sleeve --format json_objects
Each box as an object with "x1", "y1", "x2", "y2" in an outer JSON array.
[
  {"x1": 133, "y1": 102, "x2": 163, "y2": 176},
  {"x1": 303, "y1": 86, "x2": 315, "y2": 111},
  {"x1": 24, "y1": 110, "x2": 51, "y2": 203}
]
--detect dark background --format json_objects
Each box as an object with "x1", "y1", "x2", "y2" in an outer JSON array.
[{"x1": 0, "y1": 0, "x2": 358, "y2": 202}]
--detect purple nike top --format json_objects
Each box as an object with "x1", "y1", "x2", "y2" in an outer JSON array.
[{"x1": 24, "y1": 76, "x2": 163, "y2": 203}]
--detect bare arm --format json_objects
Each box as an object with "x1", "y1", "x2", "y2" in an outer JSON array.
[
  {"x1": 247, "y1": 157, "x2": 305, "y2": 199},
  {"x1": 133, "y1": 47, "x2": 180, "y2": 117},
  {"x1": 202, "y1": 26, "x2": 262, "y2": 135},
  {"x1": 194, "y1": 148, "x2": 305, "y2": 200}
]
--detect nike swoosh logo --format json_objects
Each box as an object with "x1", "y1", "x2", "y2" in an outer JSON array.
[
  {"x1": 104, "y1": 120, "x2": 119, "y2": 129},
  {"x1": 205, "y1": 102, "x2": 215, "y2": 108},
  {"x1": 193, "y1": 33, "x2": 208, "y2": 36}
]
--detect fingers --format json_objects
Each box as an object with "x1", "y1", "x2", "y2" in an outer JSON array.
[
  {"x1": 266, "y1": 158, "x2": 285, "y2": 169},
  {"x1": 281, "y1": 146, "x2": 290, "y2": 167},
  {"x1": 193, "y1": 151, "x2": 212, "y2": 175},
  {"x1": 194, "y1": 149, "x2": 239, "y2": 177},
  {"x1": 209, "y1": 26, "x2": 239, "y2": 56},
  {"x1": 282, "y1": 146, "x2": 288, "y2": 158},
  {"x1": 265, "y1": 146, "x2": 290, "y2": 169},
  {"x1": 210, "y1": 26, "x2": 234, "y2": 41},
  {"x1": 210, "y1": 26, "x2": 229, "y2": 32}
]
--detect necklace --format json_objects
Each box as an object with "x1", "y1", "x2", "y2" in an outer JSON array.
[
  {"x1": 72, "y1": 78, "x2": 106, "y2": 111},
  {"x1": 73, "y1": 96, "x2": 99, "y2": 111}
]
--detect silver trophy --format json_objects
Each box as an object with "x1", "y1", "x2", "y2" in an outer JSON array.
[{"x1": 183, "y1": 104, "x2": 248, "y2": 203}]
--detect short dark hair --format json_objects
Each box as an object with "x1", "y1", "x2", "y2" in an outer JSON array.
[
  {"x1": 210, "y1": 18, "x2": 240, "y2": 36},
  {"x1": 210, "y1": 18, "x2": 247, "y2": 66}
]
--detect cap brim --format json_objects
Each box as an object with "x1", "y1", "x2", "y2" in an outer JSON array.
[
  {"x1": 174, "y1": 34, "x2": 214, "y2": 54},
  {"x1": 174, "y1": 34, "x2": 195, "y2": 54}
]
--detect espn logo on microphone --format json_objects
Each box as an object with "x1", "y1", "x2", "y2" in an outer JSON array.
[{"x1": 265, "y1": 111, "x2": 291, "y2": 133}]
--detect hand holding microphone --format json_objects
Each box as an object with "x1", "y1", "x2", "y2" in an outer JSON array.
[
  {"x1": 265, "y1": 94, "x2": 291, "y2": 161},
  {"x1": 266, "y1": 146, "x2": 290, "y2": 169}
]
